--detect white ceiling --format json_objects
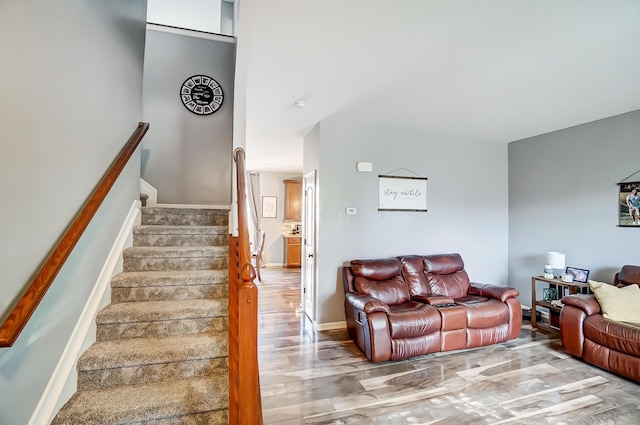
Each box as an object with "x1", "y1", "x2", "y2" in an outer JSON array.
[{"x1": 235, "y1": 1, "x2": 640, "y2": 173}]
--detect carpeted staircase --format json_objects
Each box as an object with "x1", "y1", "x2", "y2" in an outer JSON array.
[{"x1": 53, "y1": 207, "x2": 230, "y2": 425}]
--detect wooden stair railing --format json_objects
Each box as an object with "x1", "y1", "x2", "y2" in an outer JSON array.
[
  {"x1": 229, "y1": 148, "x2": 263, "y2": 425},
  {"x1": 0, "y1": 122, "x2": 150, "y2": 347}
]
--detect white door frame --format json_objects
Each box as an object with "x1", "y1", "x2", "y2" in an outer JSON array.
[{"x1": 301, "y1": 170, "x2": 317, "y2": 322}]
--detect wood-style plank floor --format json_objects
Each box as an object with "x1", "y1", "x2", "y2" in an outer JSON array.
[{"x1": 257, "y1": 267, "x2": 640, "y2": 424}]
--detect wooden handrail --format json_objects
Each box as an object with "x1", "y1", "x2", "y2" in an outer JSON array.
[
  {"x1": 0, "y1": 122, "x2": 150, "y2": 347},
  {"x1": 229, "y1": 148, "x2": 263, "y2": 425}
]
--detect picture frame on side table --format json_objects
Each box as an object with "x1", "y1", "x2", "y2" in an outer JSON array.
[
  {"x1": 565, "y1": 266, "x2": 590, "y2": 283},
  {"x1": 262, "y1": 196, "x2": 277, "y2": 218}
]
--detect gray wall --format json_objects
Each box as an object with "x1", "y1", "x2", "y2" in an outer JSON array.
[
  {"x1": 306, "y1": 114, "x2": 509, "y2": 325},
  {"x1": 0, "y1": 1, "x2": 147, "y2": 424},
  {"x1": 508, "y1": 110, "x2": 640, "y2": 306},
  {"x1": 142, "y1": 30, "x2": 234, "y2": 204}
]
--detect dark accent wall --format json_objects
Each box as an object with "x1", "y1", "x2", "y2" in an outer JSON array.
[{"x1": 508, "y1": 110, "x2": 640, "y2": 306}]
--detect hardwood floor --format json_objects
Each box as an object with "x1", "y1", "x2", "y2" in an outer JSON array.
[{"x1": 257, "y1": 267, "x2": 640, "y2": 424}]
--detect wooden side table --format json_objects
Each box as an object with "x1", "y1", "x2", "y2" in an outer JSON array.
[{"x1": 531, "y1": 276, "x2": 589, "y2": 333}]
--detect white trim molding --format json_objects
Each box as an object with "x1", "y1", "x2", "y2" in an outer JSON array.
[
  {"x1": 140, "y1": 178, "x2": 157, "y2": 206},
  {"x1": 314, "y1": 321, "x2": 347, "y2": 331},
  {"x1": 29, "y1": 201, "x2": 141, "y2": 425},
  {"x1": 155, "y1": 203, "x2": 231, "y2": 209},
  {"x1": 146, "y1": 23, "x2": 235, "y2": 43}
]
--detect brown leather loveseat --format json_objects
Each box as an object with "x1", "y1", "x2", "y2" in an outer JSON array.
[
  {"x1": 560, "y1": 265, "x2": 640, "y2": 382},
  {"x1": 342, "y1": 253, "x2": 522, "y2": 362}
]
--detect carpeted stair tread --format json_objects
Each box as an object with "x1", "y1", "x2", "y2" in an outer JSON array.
[
  {"x1": 53, "y1": 206, "x2": 231, "y2": 424},
  {"x1": 52, "y1": 376, "x2": 228, "y2": 425},
  {"x1": 97, "y1": 299, "x2": 227, "y2": 324},
  {"x1": 78, "y1": 332, "x2": 228, "y2": 370},
  {"x1": 134, "y1": 225, "x2": 227, "y2": 234},
  {"x1": 132, "y1": 225, "x2": 229, "y2": 247},
  {"x1": 141, "y1": 208, "x2": 229, "y2": 226},
  {"x1": 123, "y1": 246, "x2": 227, "y2": 258},
  {"x1": 111, "y1": 270, "x2": 227, "y2": 288}
]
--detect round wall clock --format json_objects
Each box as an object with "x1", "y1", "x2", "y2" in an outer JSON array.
[{"x1": 179, "y1": 75, "x2": 223, "y2": 115}]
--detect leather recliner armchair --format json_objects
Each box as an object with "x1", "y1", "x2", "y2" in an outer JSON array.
[{"x1": 560, "y1": 265, "x2": 640, "y2": 382}]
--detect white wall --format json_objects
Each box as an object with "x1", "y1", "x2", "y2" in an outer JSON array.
[
  {"x1": 141, "y1": 29, "x2": 234, "y2": 204},
  {"x1": 307, "y1": 114, "x2": 509, "y2": 325},
  {"x1": 147, "y1": 0, "x2": 222, "y2": 34},
  {"x1": 220, "y1": 0, "x2": 234, "y2": 36},
  {"x1": 0, "y1": 1, "x2": 147, "y2": 424},
  {"x1": 258, "y1": 172, "x2": 302, "y2": 265},
  {"x1": 508, "y1": 110, "x2": 640, "y2": 306}
]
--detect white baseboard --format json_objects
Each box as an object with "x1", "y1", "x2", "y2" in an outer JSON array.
[
  {"x1": 314, "y1": 321, "x2": 347, "y2": 331},
  {"x1": 154, "y1": 203, "x2": 230, "y2": 209},
  {"x1": 521, "y1": 305, "x2": 549, "y2": 319},
  {"x1": 29, "y1": 200, "x2": 141, "y2": 425},
  {"x1": 265, "y1": 263, "x2": 284, "y2": 268}
]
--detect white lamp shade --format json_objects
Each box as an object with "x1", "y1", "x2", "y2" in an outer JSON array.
[{"x1": 547, "y1": 252, "x2": 566, "y2": 269}]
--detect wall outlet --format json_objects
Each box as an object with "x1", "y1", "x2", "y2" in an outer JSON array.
[{"x1": 345, "y1": 207, "x2": 357, "y2": 215}]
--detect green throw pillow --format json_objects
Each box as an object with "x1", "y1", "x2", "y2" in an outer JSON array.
[{"x1": 589, "y1": 280, "x2": 640, "y2": 324}]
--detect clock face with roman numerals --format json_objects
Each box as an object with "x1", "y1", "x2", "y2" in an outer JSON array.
[{"x1": 180, "y1": 75, "x2": 223, "y2": 115}]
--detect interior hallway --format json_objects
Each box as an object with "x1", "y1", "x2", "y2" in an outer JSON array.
[{"x1": 256, "y1": 268, "x2": 640, "y2": 425}]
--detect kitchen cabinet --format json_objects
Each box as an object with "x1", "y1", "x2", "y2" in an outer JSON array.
[
  {"x1": 284, "y1": 237, "x2": 301, "y2": 268},
  {"x1": 283, "y1": 179, "x2": 302, "y2": 220}
]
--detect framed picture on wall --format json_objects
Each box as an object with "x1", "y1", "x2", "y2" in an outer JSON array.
[
  {"x1": 378, "y1": 175, "x2": 428, "y2": 212},
  {"x1": 262, "y1": 196, "x2": 277, "y2": 218},
  {"x1": 618, "y1": 181, "x2": 640, "y2": 227}
]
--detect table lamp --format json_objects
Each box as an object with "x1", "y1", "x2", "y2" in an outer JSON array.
[{"x1": 547, "y1": 251, "x2": 565, "y2": 278}]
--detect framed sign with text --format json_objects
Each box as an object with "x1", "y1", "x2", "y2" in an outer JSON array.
[{"x1": 378, "y1": 175, "x2": 428, "y2": 212}]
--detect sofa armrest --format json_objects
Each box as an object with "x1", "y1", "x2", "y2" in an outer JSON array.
[
  {"x1": 411, "y1": 295, "x2": 454, "y2": 306},
  {"x1": 560, "y1": 294, "x2": 601, "y2": 316},
  {"x1": 345, "y1": 292, "x2": 390, "y2": 314},
  {"x1": 469, "y1": 283, "x2": 519, "y2": 303}
]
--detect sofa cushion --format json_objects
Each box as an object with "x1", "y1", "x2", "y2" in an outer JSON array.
[
  {"x1": 424, "y1": 253, "x2": 465, "y2": 274},
  {"x1": 352, "y1": 258, "x2": 410, "y2": 305},
  {"x1": 454, "y1": 295, "x2": 489, "y2": 304},
  {"x1": 584, "y1": 314, "x2": 640, "y2": 357},
  {"x1": 351, "y1": 258, "x2": 402, "y2": 280},
  {"x1": 424, "y1": 254, "x2": 470, "y2": 298},
  {"x1": 617, "y1": 265, "x2": 640, "y2": 286},
  {"x1": 589, "y1": 280, "x2": 640, "y2": 324},
  {"x1": 399, "y1": 255, "x2": 431, "y2": 297},
  {"x1": 455, "y1": 298, "x2": 509, "y2": 328},
  {"x1": 388, "y1": 302, "x2": 441, "y2": 339}
]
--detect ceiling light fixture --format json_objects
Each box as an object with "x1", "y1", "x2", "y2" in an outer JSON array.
[{"x1": 293, "y1": 100, "x2": 305, "y2": 108}]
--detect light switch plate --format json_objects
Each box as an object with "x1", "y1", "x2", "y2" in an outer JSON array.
[{"x1": 345, "y1": 207, "x2": 357, "y2": 215}]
